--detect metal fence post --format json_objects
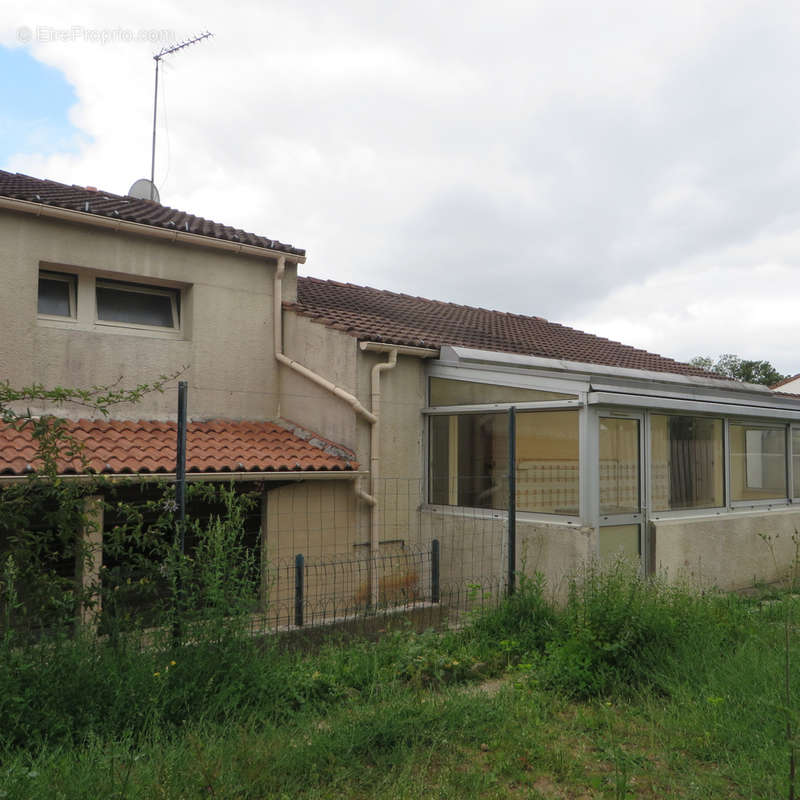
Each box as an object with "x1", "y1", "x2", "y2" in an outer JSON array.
[
  {"x1": 173, "y1": 380, "x2": 188, "y2": 644},
  {"x1": 294, "y1": 553, "x2": 304, "y2": 627},
  {"x1": 176, "y1": 381, "x2": 188, "y2": 552},
  {"x1": 508, "y1": 406, "x2": 516, "y2": 596},
  {"x1": 431, "y1": 539, "x2": 440, "y2": 604}
]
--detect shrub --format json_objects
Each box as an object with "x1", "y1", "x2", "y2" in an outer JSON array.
[{"x1": 542, "y1": 559, "x2": 746, "y2": 697}]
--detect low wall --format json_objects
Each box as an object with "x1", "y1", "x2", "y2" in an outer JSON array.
[
  {"x1": 420, "y1": 509, "x2": 593, "y2": 604},
  {"x1": 653, "y1": 508, "x2": 800, "y2": 590}
]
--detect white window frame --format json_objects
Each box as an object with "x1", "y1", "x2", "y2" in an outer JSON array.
[
  {"x1": 37, "y1": 270, "x2": 77, "y2": 321},
  {"x1": 94, "y1": 278, "x2": 180, "y2": 332}
]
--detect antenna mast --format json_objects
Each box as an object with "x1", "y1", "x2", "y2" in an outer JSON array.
[{"x1": 150, "y1": 31, "x2": 214, "y2": 200}]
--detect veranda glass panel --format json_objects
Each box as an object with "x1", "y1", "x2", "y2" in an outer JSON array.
[
  {"x1": 429, "y1": 377, "x2": 575, "y2": 406},
  {"x1": 599, "y1": 418, "x2": 639, "y2": 515},
  {"x1": 650, "y1": 415, "x2": 724, "y2": 511},
  {"x1": 428, "y1": 409, "x2": 579, "y2": 514},
  {"x1": 730, "y1": 423, "x2": 787, "y2": 502},
  {"x1": 516, "y1": 410, "x2": 579, "y2": 515},
  {"x1": 428, "y1": 413, "x2": 507, "y2": 508},
  {"x1": 794, "y1": 429, "x2": 800, "y2": 499}
]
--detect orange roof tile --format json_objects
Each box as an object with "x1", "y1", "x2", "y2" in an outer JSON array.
[{"x1": 0, "y1": 419, "x2": 357, "y2": 476}]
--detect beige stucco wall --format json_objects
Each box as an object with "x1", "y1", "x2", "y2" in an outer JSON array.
[
  {"x1": 0, "y1": 211, "x2": 292, "y2": 421},
  {"x1": 279, "y1": 316, "x2": 429, "y2": 537},
  {"x1": 279, "y1": 313, "x2": 361, "y2": 451},
  {"x1": 421, "y1": 509, "x2": 593, "y2": 605},
  {"x1": 653, "y1": 508, "x2": 800, "y2": 590}
]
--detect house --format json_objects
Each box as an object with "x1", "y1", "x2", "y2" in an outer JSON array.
[
  {"x1": 1, "y1": 170, "x2": 800, "y2": 626},
  {"x1": 772, "y1": 373, "x2": 800, "y2": 394}
]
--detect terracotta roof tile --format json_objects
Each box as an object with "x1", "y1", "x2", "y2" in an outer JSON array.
[
  {"x1": 291, "y1": 277, "x2": 727, "y2": 380},
  {"x1": 770, "y1": 372, "x2": 800, "y2": 390},
  {"x1": 0, "y1": 171, "x2": 304, "y2": 257},
  {"x1": 0, "y1": 419, "x2": 356, "y2": 477}
]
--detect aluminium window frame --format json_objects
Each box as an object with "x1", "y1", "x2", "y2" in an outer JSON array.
[
  {"x1": 645, "y1": 410, "x2": 727, "y2": 518},
  {"x1": 727, "y1": 418, "x2": 790, "y2": 510},
  {"x1": 423, "y1": 370, "x2": 586, "y2": 525},
  {"x1": 423, "y1": 354, "x2": 800, "y2": 528},
  {"x1": 791, "y1": 424, "x2": 800, "y2": 503}
]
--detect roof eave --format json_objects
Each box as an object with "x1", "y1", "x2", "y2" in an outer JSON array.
[
  {"x1": 0, "y1": 195, "x2": 306, "y2": 264},
  {"x1": 439, "y1": 346, "x2": 800, "y2": 409}
]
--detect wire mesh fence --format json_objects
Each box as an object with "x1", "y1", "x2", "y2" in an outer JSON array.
[
  {"x1": 1, "y1": 475, "x2": 518, "y2": 641},
  {"x1": 255, "y1": 475, "x2": 513, "y2": 633}
]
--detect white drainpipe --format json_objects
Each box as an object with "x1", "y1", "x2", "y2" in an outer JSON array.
[
  {"x1": 273, "y1": 257, "x2": 437, "y2": 605},
  {"x1": 368, "y1": 348, "x2": 398, "y2": 604}
]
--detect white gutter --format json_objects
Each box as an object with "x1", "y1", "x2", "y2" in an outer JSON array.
[{"x1": 0, "y1": 196, "x2": 306, "y2": 264}]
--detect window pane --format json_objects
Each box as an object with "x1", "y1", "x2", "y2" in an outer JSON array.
[
  {"x1": 429, "y1": 409, "x2": 579, "y2": 515},
  {"x1": 429, "y1": 377, "x2": 575, "y2": 406},
  {"x1": 600, "y1": 418, "x2": 639, "y2": 515},
  {"x1": 96, "y1": 285, "x2": 175, "y2": 328},
  {"x1": 516, "y1": 410, "x2": 579, "y2": 515},
  {"x1": 429, "y1": 413, "x2": 507, "y2": 508},
  {"x1": 38, "y1": 276, "x2": 72, "y2": 316},
  {"x1": 794, "y1": 429, "x2": 800, "y2": 499},
  {"x1": 730, "y1": 423, "x2": 786, "y2": 501},
  {"x1": 650, "y1": 415, "x2": 724, "y2": 511}
]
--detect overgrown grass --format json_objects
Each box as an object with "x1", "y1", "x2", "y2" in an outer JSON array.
[{"x1": 1, "y1": 563, "x2": 798, "y2": 798}]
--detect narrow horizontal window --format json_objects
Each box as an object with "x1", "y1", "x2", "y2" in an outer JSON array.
[
  {"x1": 38, "y1": 271, "x2": 76, "y2": 318},
  {"x1": 96, "y1": 280, "x2": 179, "y2": 329},
  {"x1": 730, "y1": 423, "x2": 787, "y2": 502},
  {"x1": 650, "y1": 415, "x2": 724, "y2": 511},
  {"x1": 429, "y1": 377, "x2": 576, "y2": 406}
]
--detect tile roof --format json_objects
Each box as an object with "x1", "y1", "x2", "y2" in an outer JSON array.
[
  {"x1": 291, "y1": 277, "x2": 726, "y2": 379},
  {"x1": 770, "y1": 372, "x2": 800, "y2": 390},
  {"x1": 0, "y1": 419, "x2": 356, "y2": 477},
  {"x1": 0, "y1": 170, "x2": 304, "y2": 257}
]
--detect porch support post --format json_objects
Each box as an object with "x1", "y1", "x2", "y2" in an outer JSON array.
[{"x1": 76, "y1": 495, "x2": 103, "y2": 629}]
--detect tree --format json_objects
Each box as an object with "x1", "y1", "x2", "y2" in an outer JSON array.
[{"x1": 689, "y1": 354, "x2": 788, "y2": 387}]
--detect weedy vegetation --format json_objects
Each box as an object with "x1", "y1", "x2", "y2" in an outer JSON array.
[{"x1": 0, "y1": 379, "x2": 798, "y2": 798}]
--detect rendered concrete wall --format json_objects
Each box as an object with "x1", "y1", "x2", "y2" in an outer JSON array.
[
  {"x1": 421, "y1": 509, "x2": 593, "y2": 605},
  {"x1": 653, "y1": 509, "x2": 800, "y2": 590},
  {"x1": 279, "y1": 313, "x2": 361, "y2": 452},
  {"x1": 0, "y1": 212, "x2": 289, "y2": 421}
]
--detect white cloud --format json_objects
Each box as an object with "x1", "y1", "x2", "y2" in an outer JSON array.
[{"x1": 2, "y1": 0, "x2": 800, "y2": 372}]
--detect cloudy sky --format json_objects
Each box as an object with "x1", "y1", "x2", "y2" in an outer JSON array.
[{"x1": 2, "y1": 1, "x2": 799, "y2": 374}]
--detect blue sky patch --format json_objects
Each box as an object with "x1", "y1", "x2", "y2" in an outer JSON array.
[{"x1": 0, "y1": 46, "x2": 84, "y2": 166}]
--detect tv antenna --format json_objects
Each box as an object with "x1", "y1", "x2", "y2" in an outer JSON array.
[{"x1": 149, "y1": 31, "x2": 214, "y2": 201}]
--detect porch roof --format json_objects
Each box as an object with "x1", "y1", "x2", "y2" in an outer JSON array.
[{"x1": 0, "y1": 419, "x2": 357, "y2": 477}]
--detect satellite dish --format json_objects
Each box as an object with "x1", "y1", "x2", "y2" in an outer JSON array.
[{"x1": 128, "y1": 178, "x2": 160, "y2": 203}]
